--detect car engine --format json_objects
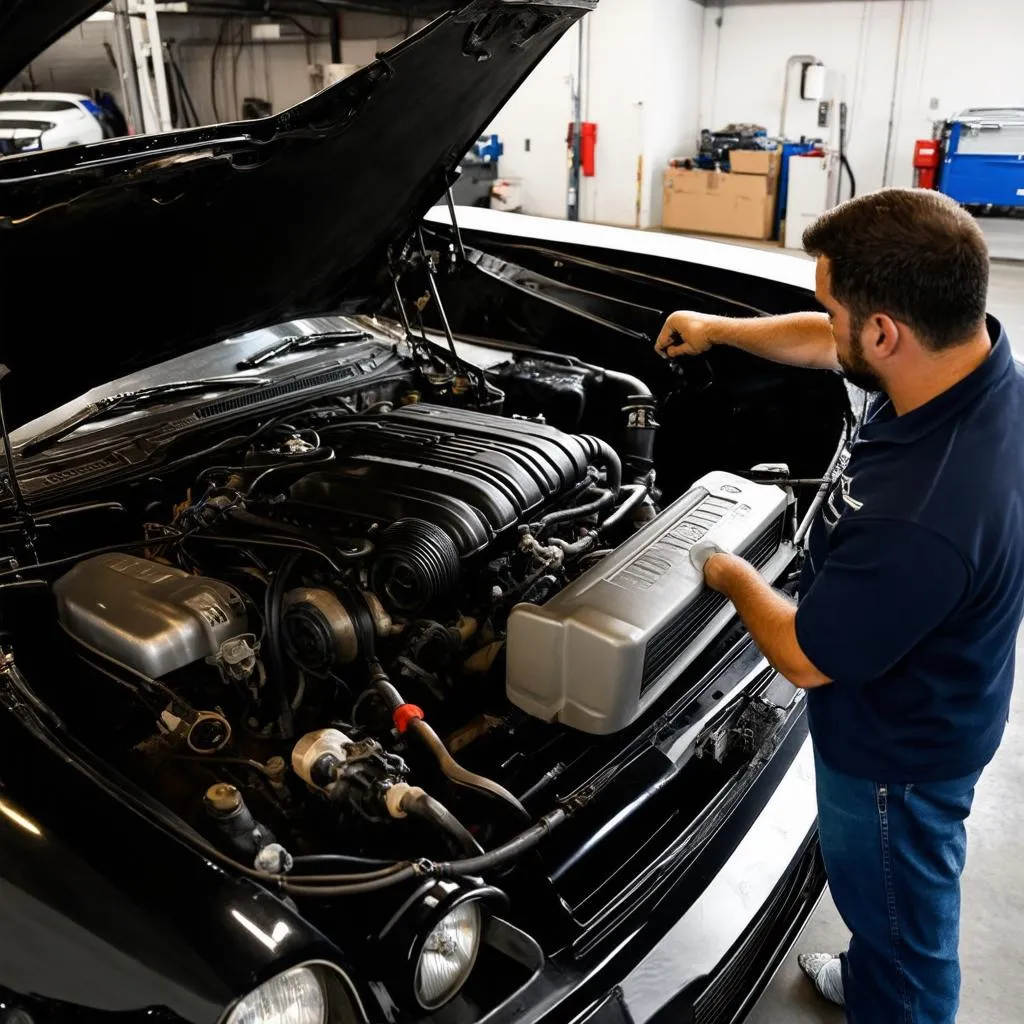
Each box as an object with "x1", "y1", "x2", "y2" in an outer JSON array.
[{"x1": 44, "y1": 377, "x2": 792, "y2": 874}]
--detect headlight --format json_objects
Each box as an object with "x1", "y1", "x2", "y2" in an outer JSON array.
[
  {"x1": 414, "y1": 900, "x2": 482, "y2": 1011},
  {"x1": 379, "y1": 879, "x2": 501, "y2": 1012},
  {"x1": 224, "y1": 966, "x2": 325, "y2": 1024}
]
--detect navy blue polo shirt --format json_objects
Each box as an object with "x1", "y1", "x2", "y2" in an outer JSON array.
[{"x1": 796, "y1": 317, "x2": 1024, "y2": 782}]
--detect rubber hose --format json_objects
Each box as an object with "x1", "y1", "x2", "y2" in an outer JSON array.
[
  {"x1": 280, "y1": 865, "x2": 420, "y2": 895},
  {"x1": 534, "y1": 487, "x2": 616, "y2": 531},
  {"x1": 597, "y1": 483, "x2": 649, "y2": 534},
  {"x1": 402, "y1": 789, "x2": 485, "y2": 857},
  {"x1": 407, "y1": 718, "x2": 530, "y2": 821},
  {"x1": 430, "y1": 809, "x2": 566, "y2": 879},
  {"x1": 550, "y1": 532, "x2": 599, "y2": 559},
  {"x1": 369, "y1": 661, "x2": 405, "y2": 712},
  {"x1": 283, "y1": 811, "x2": 566, "y2": 894},
  {"x1": 264, "y1": 554, "x2": 298, "y2": 738},
  {"x1": 225, "y1": 506, "x2": 371, "y2": 564},
  {"x1": 290, "y1": 853, "x2": 398, "y2": 872},
  {"x1": 581, "y1": 435, "x2": 623, "y2": 494},
  {"x1": 841, "y1": 154, "x2": 857, "y2": 199},
  {"x1": 0, "y1": 653, "x2": 421, "y2": 895}
]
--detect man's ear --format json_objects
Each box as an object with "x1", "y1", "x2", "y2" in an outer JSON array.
[{"x1": 867, "y1": 313, "x2": 901, "y2": 360}]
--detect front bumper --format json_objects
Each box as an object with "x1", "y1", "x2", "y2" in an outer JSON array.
[
  {"x1": 471, "y1": 736, "x2": 823, "y2": 1024},
  {"x1": 620, "y1": 737, "x2": 821, "y2": 1024}
]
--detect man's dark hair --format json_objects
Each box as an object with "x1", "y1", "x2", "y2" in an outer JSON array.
[{"x1": 803, "y1": 189, "x2": 989, "y2": 350}]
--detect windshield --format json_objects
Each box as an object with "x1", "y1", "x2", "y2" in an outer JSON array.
[{"x1": 0, "y1": 99, "x2": 78, "y2": 112}]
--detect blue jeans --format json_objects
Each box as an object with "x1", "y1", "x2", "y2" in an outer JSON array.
[{"x1": 814, "y1": 748, "x2": 982, "y2": 1024}]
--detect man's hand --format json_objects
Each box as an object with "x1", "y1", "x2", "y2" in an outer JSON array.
[
  {"x1": 655, "y1": 311, "x2": 718, "y2": 359},
  {"x1": 701, "y1": 552, "x2": 831, "y2": 690},
  {"x1": 702, "y1": 550, "x2": 734, "y2": 594}
]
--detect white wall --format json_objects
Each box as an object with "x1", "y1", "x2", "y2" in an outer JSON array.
[
  {"x1": 10, "y1": 13, "x2": 424, "y2": 126},
  {"x1": 645, "y1": 0, "x2": 704, "y2": 225},
  {"x1": 486, "y1": 0, "x2": 703, "y2": 227},
  {"x1": 578, "y1": 0, "x2": 651, "y2": 226},
  {"x1": 891, "y1": 0, "x2": 1024, "y2": 187},
  {"x1": 6, "y1": 20, "x2": 122, "y2": 94},
  {"x1": 482, "y1": 30, "x2": 576, "y2": 221},
  {"x1": 699, "y1": 0, "x2": 1024, "y2": 195}
]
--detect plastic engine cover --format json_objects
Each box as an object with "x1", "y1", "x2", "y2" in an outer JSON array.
[
  {"x1": 288, "y1": 404, "x2": 608, "y2": 556},
  {"x1": 506, "y1": 471, "x2": 794, "y2": 734}
]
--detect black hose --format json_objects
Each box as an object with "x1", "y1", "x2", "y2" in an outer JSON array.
[
  {"x1": 366, "y1": 661, "x2": 530, "y2": 820},
  {"x1": 581, "y1": 435, "x2": 622, "y2": 494},
  {"x1": 595, "y1": 484, "x2": 648, "y2": 534},
  {"x1": 244, "y1": 451, "x2": 337, "y2": 498},
  {"x1": 0, "y1": 651, "x2": 560, "y2": 899},
  {"x1": 185, "y1": 533, "x2": 370, "y2": 574},
  {"x1": 170, "y1": 51, "x2": 200, "y2": 127},
  {"x1": 402, "y1": 789, "x2": 485, "y2": 857},
  {"x1": 290, "y1": 853, "x2": 398, "y2": 872},
  {"x1": 841, "y1": 154, "x2": 857, "y2": 200},
  {"x1": 224, "y1": 506, "x2": 370, "y2": 566},
  {"x1": 271, "y1": 866, "x2": 423, "y2": 896},
  {"x1": 368, "y1": 661, "x2": 404, "y2": 711},
  {"x1": 838, "y1": 102, "x2": 856, "y2": 201},
  {"x1": 282, "y1": 811, "x2": 566, "y2": 895},
  {"x1": 32, "y1": 501, "x2": 127, "y2": 523},
  {"x1": 209, "y1": 18, "x2": 228, "y2": 123},
  {"x1": 0, "y1": 535, "x2": 190, "y2": 584},
  {"x1": 264, "y1": 553, "x2": 298, "y2": 738},
  {"x1": 429, "y1": 810, "x2": 566, "y2": 879},
  {"x1": 407, "y1": 718, "x2": 530, "y2": 821},
  {"x1": 533, "y1": 487, "x2": 615, "y2": 532}
]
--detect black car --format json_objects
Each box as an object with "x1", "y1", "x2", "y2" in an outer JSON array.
[{"x1": 0, "y1": 4, "x2": 851, "y2": 1024}]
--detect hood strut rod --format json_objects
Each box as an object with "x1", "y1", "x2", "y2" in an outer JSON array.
[
  {"x1": 416, "y1": 229, "x2": 487, "y2": 403},
  {"x1": 444, "y1": 180, "x2": 467, "y2": 264}
]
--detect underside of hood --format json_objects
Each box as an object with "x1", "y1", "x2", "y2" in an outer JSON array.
[{"x1": 0, "y1": 0, "x2": 594, "y2": 428}]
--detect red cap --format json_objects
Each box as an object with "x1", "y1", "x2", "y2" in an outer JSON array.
[{"x1": 393, "y1": 703, "x2": 425, "y2": 734}]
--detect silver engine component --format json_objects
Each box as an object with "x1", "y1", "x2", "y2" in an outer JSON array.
[
  {"x1": 506, "y1": 471, "x2": 793, "y2": 734},
  {"x1": 291, "y1": 727, "x2": 357, "y2": 790},
  {"x1": 53, "y1": 553, "x2": 247, "y2": 678}
]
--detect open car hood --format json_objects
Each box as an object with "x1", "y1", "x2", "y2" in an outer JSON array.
[{"x1": 0, "y1": 0, "x2": 594, "y2": 428}]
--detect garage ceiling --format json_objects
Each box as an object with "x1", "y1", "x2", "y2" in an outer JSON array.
[{"x1": 181, "y1": 0, "x2": 461, "y2": 15}]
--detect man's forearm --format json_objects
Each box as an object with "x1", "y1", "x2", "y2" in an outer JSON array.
[
  {"x1": 708, "y1": 313, "x2": 839, "y2": 371},
  {"x1": 704, "y1": 553, "x2": 831, "y2": 689}
]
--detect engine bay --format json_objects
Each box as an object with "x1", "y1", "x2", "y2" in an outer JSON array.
[{"x1": 2, "y1": 317, "x2": 834, "y2": 894}]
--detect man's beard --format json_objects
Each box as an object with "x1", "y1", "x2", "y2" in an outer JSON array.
[{"x1": 838, "y1": 318, "x2": 884, "y2": 392}]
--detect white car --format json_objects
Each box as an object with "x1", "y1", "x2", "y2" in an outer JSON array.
[{"x1": 0, "y1": 91, "x2": 110, "y2": 155}]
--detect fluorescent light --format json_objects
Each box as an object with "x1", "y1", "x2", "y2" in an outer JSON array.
[
  {"x1": 251, "y1": 23, "x2": 282, "y2": 42},
  {"x1": 87, "y1": 10, "x2": 116, "y2": 21}
]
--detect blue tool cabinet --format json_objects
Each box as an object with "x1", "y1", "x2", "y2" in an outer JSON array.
[{"x1": 940, "y1": 108, "x2": 1024, "y2": 207}]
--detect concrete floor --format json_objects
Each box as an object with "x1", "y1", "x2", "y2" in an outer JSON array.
[{"x1": 742, "y1": 261, "x2": 1024, "y2": 1024}]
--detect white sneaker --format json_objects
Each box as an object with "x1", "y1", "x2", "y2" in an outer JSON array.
[{"x1": 797, "y1": 952, "x2": 845, "y2": 1006}]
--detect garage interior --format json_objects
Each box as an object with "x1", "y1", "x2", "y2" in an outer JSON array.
[{"x1": 4, "y1": 1, "x2": 1023, "y2": 1022}]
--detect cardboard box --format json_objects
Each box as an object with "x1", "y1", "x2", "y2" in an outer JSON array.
[
  {"x1": 729, "y1": 149, "x2": 780, "y2": 176},
  {"x1": 662, "y1": 167, "x2": 777, "y2": 240}
]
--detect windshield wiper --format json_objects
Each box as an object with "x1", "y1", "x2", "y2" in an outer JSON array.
[
  {"x1": 236, "y1": 330, "x2": 372, "y2": 371},
  {"x1": 20, "y1": 376, "x2": 270, "y2": 458}
]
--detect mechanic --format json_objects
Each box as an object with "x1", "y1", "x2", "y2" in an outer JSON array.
[{"x1": 655, "y1": 188, "x2": 1024, "y2": 1024}]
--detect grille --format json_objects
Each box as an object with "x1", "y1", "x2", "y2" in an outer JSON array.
[
  {"x1": 197, "y1": 365, "x2": 358, "y2": 419},
  {"x1": 640, "y1": 514, "x2": 785, "y2": 693},
  {"x1": 692, "y1": 840, "x2": 822, "y2": 1024}
]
